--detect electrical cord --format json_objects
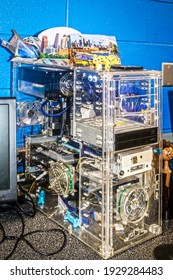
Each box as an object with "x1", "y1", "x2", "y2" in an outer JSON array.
[
  {"x1": 0, "y1": 222, "x2": 5, "y2": 244},
  {"x1": 17, "y1": 183, "x2": 37, "y2": 217},
  {"x1": 41, "y1": 99, "x2": 71, "y2": 117},
  {"x1": 0, "y1": 193, "x2": 67, "y2": 259},
  {"x1": 0, "y1": 204, "x2": 25, "y2": 260}
]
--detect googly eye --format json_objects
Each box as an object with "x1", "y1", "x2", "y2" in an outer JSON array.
[
  {"x1": 88, "y1": 75, "x2": 92, "y2": 82},
  {"x1": 92, "y1": 76, "x2": 98, "y2": 83}
]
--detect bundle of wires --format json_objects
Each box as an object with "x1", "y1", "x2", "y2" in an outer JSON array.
[{"x1": 0, "y1": 183, "x2": 67, "y2": 259}]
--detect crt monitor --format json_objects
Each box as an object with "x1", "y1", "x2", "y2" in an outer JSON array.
[{"x1": 0, "y1": 97, "x2": 17, "y2": 203}]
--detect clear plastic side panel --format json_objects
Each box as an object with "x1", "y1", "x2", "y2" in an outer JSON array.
[
  {"x1": 74, "y1": 69, "x2": 162, "y2": 258},
  {"x1": 12, "y1": 62, "x2": 47, "y2": 148},
  {"x1": 12, "y1": 62, "x2": 74, "y2": 149},
  {"x1": 111, "y1": 72, "x2": 162, "y2": 254}
]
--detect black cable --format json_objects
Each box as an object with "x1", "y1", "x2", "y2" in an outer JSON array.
[
  {"x1": 0, "y1": 199, "x2": 67, "y2": 259},
  {"x1": 0, "y1": 204, "x2": 25, "y2": 260},
  {"x1": 21, "y1": 228, "x2": 67, "y2": 257},
  {"x1": 15, "y1": 200, "x2": 36, "y2": 218},
  {"x1": 17, "y1": 183, "x2": 37, "y2": 217},
  {"x1": 0, "y1": 222, "x2": 5, "y2": 244}
]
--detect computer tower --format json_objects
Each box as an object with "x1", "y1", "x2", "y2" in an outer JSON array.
[
  {"x1": 72, "y1": 68, "x2": 162, "y2": 258},
  {"x1": 13, "y1": 62, "x2": 162, "y2": 259}
]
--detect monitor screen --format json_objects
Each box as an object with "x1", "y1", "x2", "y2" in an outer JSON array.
[
  {"x1": 0, "y1": 97, "x2": 17, "y2": 203},
  {"x1": 0, "y1": 104, "x2": 10, "y2": 190}
]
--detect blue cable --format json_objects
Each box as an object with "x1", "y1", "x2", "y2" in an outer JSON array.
[{"x1": 41, "y1": 100, "x2": 71, "y2": 117}]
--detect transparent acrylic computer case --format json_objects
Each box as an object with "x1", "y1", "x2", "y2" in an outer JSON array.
[
  {"x1": 12, "y1": 62, "x2": 162, "y2": 259},
  {"x1": 73, "y1": 68, "x2": 162, "y2": 259}
]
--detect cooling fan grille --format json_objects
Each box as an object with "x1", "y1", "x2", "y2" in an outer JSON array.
[
  {"x1": 117, "y1": 183, "x2": 149, "y2": 224},
  {"x1": 17, "y1": 101, "x2": 44, "y2": 126},
  {"x1": 59, "y1": 72, "x2": 73, "y2": 97},
  {"x1": 49, "y1": 161, "x2": 74, "y2": 196}
]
